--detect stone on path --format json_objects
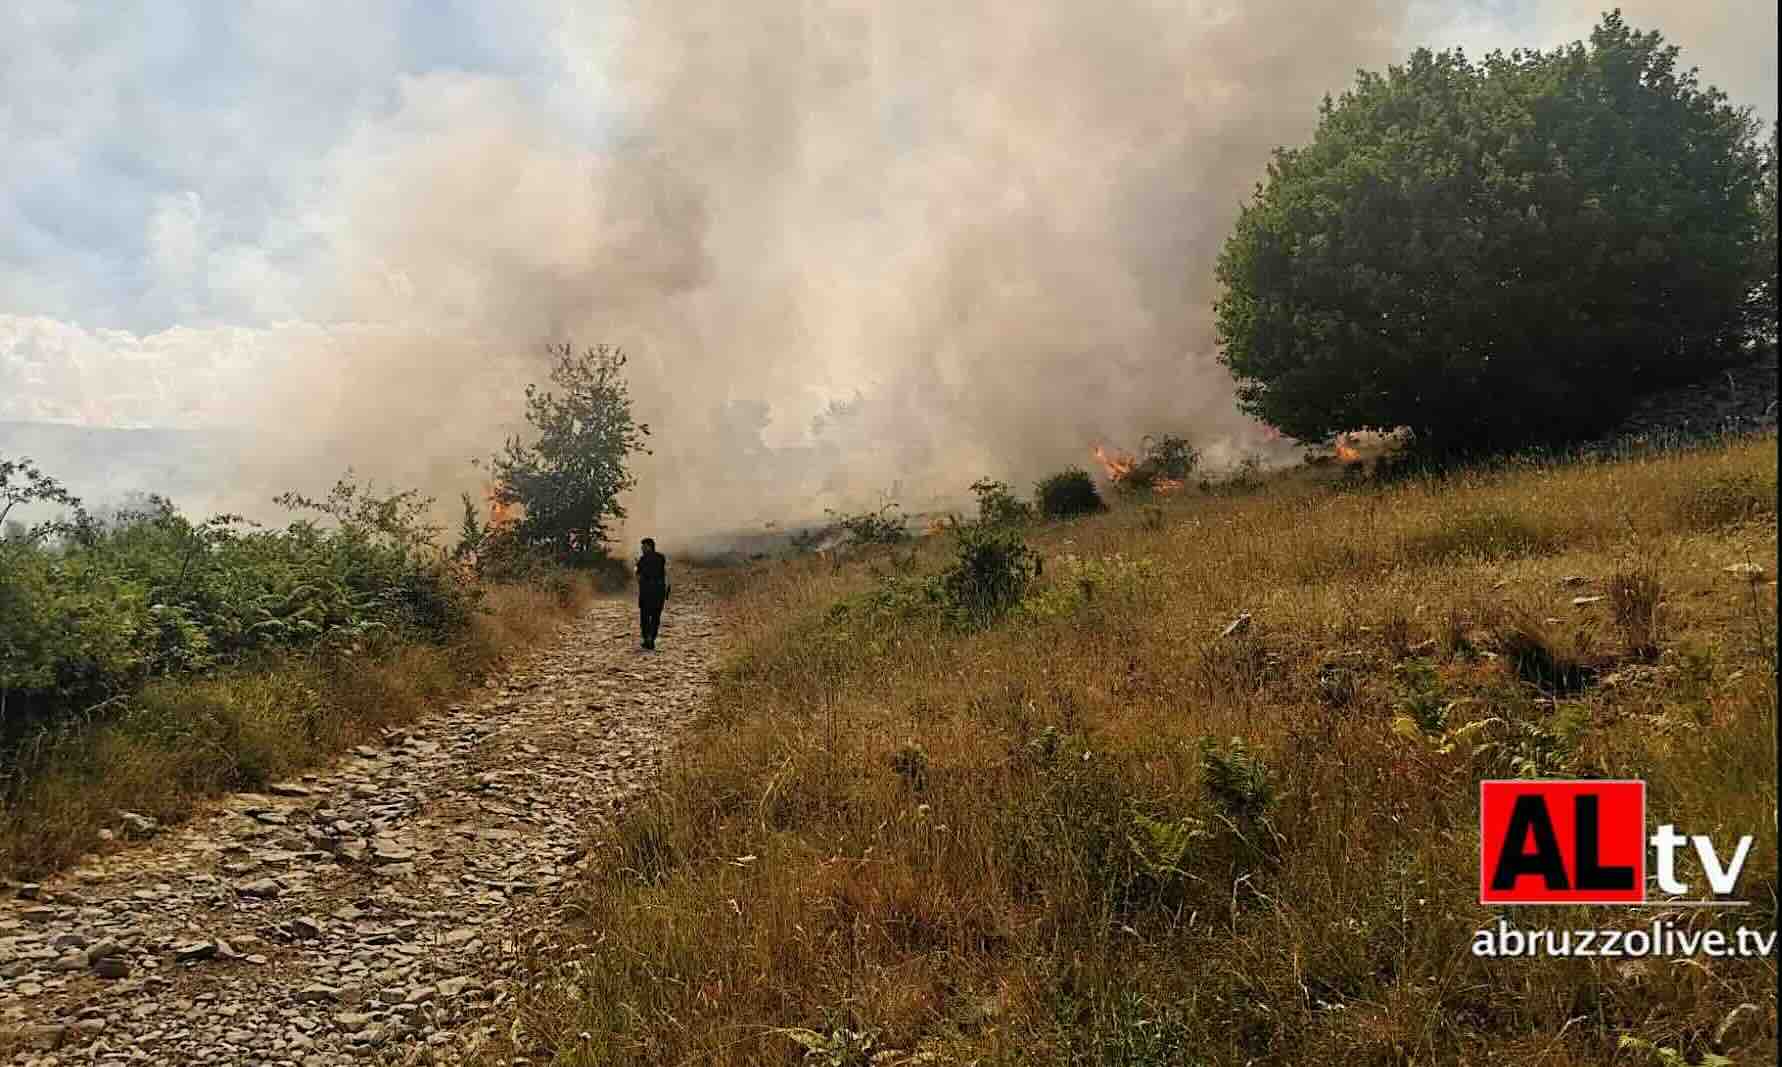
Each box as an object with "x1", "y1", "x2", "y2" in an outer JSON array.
[{"x1": 0, "y1": 590, "x2": 717, "y2": 1064}]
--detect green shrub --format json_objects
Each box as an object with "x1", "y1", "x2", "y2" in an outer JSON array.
[
  {"x1": 1608, "y1": 566, "x2": 1664, "y2": 659},
  {"x1": 969, "y1": 478, "x2": 1032, "y2": 526},
  {"x1": 0, "y1": 464, "x2": 481, "y2": 749},
  {"x1": 1198, "y1": 736, "x2": 1272, "y2": 821},
  {"x1": 1035, "y1": 468, "x2": 1105, "y2": 519},
  {"x1": 1497, "y1": 611, "x2": 1598, "y2": 693},
  {"x1": 822, "y1": 575, "x2": 936, "y2": 642},
  {"x1": 1019, "y1": 553, "x2": 1158, "y2": 620},
  {"x1": 889, "y1": 743, "x2": 929, "y2": 791},
  {"x1": 583, "y1": 551, "x2": 631, "y2": 594},
  {"x1": 1215, "y1": 13, "x2": 1768, "y2": 454},
  {"x1": 825, "y1": 502, "x2": 909, "y2": 546},
  {"x1": 1056, "y1": 990, "x2": 1196, "y2": 1067},
  {"x1": 937, "y1": 525, "x2": 1042, "y2": 628}
]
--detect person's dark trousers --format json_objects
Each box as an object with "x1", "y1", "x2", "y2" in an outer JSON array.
[{"x1": 639, "y1": 588, "x2": 666, "y2": 648}]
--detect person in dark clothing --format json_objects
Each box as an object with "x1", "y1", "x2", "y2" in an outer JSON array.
[{"x1": 635, "y1": 537, "x2": 669, "y2": 649}]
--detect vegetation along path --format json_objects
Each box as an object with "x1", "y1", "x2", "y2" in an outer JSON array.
[{"x1": 0, "y1": 588, "x2": 718, "y2": 1066}]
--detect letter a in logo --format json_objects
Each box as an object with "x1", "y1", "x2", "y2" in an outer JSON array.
[{"x1": 1480, "y1": 780, "x2": 1645, "y2": 904}]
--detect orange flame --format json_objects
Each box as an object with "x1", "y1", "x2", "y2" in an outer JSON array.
[
  {"x1": 1333, "y1": 437, "x2": 1363, "y2": 464},
  {"x1": 1091, "y1": 443, "x2": 1184, "y2": 494},
  {"x1": 484, "y1": 482, "x2": 519, "y2": 530},
  {"x1": 1093, "y1": 444, "x2": 1138, "y2": 482}
]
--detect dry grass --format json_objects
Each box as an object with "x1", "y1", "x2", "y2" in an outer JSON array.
[
  {"x1": 0, "y1": 578, "x2": 594, "y2": 879},
  {"x1": 502, "y1": 439, "x2": 1778, "y2": 1067}
]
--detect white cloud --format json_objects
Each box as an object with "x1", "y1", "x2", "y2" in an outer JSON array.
[{"x1": 0, "y1": 314, "x2": 296, "y2": 428}]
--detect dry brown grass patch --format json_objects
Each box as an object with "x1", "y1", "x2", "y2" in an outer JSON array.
[{"x1": 489, "y1": 438, "x2": 1778, "y2": 1067}]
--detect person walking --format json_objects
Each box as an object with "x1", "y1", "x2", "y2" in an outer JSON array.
[{"x1": 635, "y1": 537, "x2": 669, "y2": 650}]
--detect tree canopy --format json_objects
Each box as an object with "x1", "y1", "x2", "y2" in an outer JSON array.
[
  {"x1": 489, "y1": 343, "x2": 650, "y2": 563},
  {"x1": 1215, "y1": 11, "x2": 1771, "y2": 454}
]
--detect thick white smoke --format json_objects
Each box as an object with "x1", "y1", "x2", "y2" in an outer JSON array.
[
  {"x1": 235, "y1": 1, "x2": 1418, "y2": 547},
  {"x1": 15, "y1": 2, "x2": 1773, "y2": 549}
]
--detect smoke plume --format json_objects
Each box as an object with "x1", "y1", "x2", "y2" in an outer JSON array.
[{"x1": 239, "y1": 1, "x2": 1417, "y2": 547}]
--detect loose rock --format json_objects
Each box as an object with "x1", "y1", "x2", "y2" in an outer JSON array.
[{"x1": 0, "y1": 589, "x2": 716, "y2": 1064}]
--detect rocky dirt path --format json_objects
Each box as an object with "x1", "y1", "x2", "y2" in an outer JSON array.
[{"x1": 0, "y1": 589, "x2": 717, "y2": 1066}]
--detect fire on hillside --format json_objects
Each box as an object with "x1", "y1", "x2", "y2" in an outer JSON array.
[
  {"x1": 1092, "y1": 443, "x2": 1186, "y2": 493},
  {"x1": 484, "y1": 483, "x2": 521, "y2": 531}
]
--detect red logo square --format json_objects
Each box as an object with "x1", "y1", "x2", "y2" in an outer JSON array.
[{"x1": 1480, "y1": 780, "x2": 1645, "y2": 904}]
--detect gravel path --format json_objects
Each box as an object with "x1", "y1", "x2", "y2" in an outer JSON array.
[{"x1": 0, "y1": 589, "x2": 717, "y2": 1066}]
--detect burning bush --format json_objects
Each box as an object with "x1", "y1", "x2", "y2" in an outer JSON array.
[
  {"x1": 1035, "y1": 467, "x2": 1105, "y2": 519},
  {"x1": 1096, "y1": 434, "x2": 1201, "y2": 494}
]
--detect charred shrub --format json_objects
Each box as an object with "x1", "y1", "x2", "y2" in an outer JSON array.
[{"x1": 1035, "y1": 468, "x2": 1105, "y2": 519}]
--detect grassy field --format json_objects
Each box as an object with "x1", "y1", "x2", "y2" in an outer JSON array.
[
  {"x1": 0, "y1": 579, "x2": 593, "y2": 878},
  {"x1": 503, "y1": 436, "x2": 1776, "y2": 1066}
]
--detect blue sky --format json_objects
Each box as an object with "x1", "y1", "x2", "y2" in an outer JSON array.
[{"x1": 0, "y1": 1, "x2": 626, "y2": 334}]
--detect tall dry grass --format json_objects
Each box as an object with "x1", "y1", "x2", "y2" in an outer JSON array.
[
  {"x1": 499, "y1": 438, "x2": 1777, "y2": 1066},
  {"x1": 0, "y1": 579, "x2": 593, "y2": 878}
]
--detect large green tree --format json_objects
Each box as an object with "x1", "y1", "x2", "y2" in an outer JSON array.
[
  {"x1": 1215, "y1": 11, "x2": 1770, "y2": 453},
  {"x1": 490, "y1": 343, "x2": 650, "y2": 563}
]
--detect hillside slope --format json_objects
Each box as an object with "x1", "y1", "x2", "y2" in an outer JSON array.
[{"x1": 498, "y1": 437, "x2": 1776, "y2": 1066}]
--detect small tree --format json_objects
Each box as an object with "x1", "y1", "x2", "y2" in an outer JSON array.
[
  {"x1": 0, "y1": 456, "x2": 86, "y2": 554},
  {"x1": 453, "y1": 493, "x2": 484, "y2": 561},
  {"x1": 489, "y1": 343, "x2": 650, "y2": 564}
]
